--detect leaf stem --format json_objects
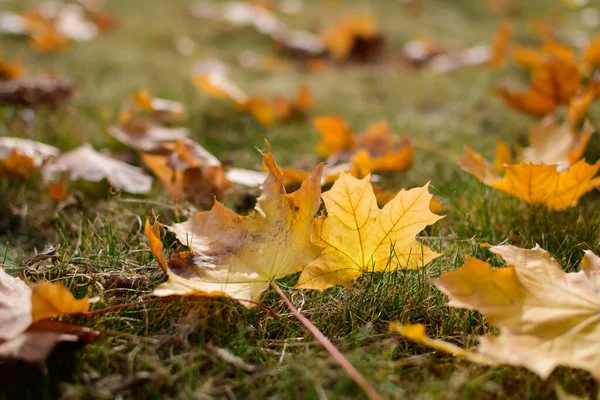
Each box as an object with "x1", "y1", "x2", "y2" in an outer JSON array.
[
  {"x1": 271, "y1": 282, "x2": 381, "y2": 400},
  {"x1": 78, "y1": 296, "x2": 280, "y2": 319}
]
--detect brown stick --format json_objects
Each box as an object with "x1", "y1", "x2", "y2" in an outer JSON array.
[
  {"x1": 271, "y1": 283, "x2": 381, "y2": 400},
  {"x1": 79, "y1": 296, "x2": 280, "y2": 319}
]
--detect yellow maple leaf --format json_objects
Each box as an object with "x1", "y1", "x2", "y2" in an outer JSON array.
[
  {"x1": 148, "y1": 143, "x2": 325, "y2": 305},
  {"x1": 314, "y1": 116, "x2": 356, "y2": 157},
  {"x1": 492, "y1": 160, "x2": 600, "y2": 210},
  {"x1": 31, "y1": 282, "x2": 90, "y2": 322},
  {"x1": 427, "y1": 245, "x2": 600, "y2": 380},
  {"x1": 459, "y1": 147, "x2": 600, "y2": 211},
  {"x1": 295, "y1": 173, "x2": 443, "y2": 290}
]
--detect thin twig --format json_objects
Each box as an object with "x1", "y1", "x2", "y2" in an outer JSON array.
[
  {"x1": 79, "y1": 295, "x2": 280, "y2": 319},
  {"x1": 271, "y1": 282, "x2": 381, "y2": 400}
]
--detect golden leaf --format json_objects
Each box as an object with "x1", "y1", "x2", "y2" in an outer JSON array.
[
  {"x1": 295, "y1": 173, "x2": 443, "y2": 290},
  {"x1": 492, "y1": 160, "x2": 600, "y2": 210},
  {"x1": 150, "y1": 144, "x2": 325, "y2": 304},
  {"x1": 459, "y1": 146, "x2": 600, "y2": 210},
  {"x1": 314, "y1": 116, "x2": 356, "y2": 157},
  {"x1": 31, "y1": 283, "x2": 89, "y2": 322},
  {"x1": 498, "y1": 57, "x2": 580, "y2": 117},
  {"x1": 322, "y1": 15, "x2": 377, "y2": 60},
  {"x1": 390, "y1": 323, "x2": 497, "y2": 365},
  {"x1": 432, "y1": 245, "x2": 600, "y2": 380}
]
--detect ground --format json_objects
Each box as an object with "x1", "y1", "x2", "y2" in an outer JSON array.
[{"x1": 1, "y1": 0, "x2": 600, "y2": 399}]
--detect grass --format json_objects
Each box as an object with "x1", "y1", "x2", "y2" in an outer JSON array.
[{"x1": 2, "y1": 0, "x2": 600, "y2": 398}]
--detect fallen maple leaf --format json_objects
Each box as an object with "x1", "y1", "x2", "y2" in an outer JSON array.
[
  {"x1": 518, "y1": 117, "x2": 594, "y2": 170},
  {"x1": 122, "y1": 89, "x2": 185, "y2": 124},
  {"x1": 142, "y1": 138, "x2": 231, "y2": 207},
  {"x1": 0, "y1": 76, "x2": 73, "y2": 107},
  {"x1": 314, "y1": 116, "x2": 355, "y2": 157},
  {"x1": 42, "y1": 144, "x2": 152, "y2": 194},
  {"x1": 0, "y1": 137, "x2": 59, "y2": 177},
  {"x1": 148, "y1": 143, "x2": 324, "y2": 304},
  {"x1": 314, "y1": 117, "x2": 413, "y2": 178},
  {"x1": 497, "y1": 57, "x2": 580, "y2": 117},
  {"x1": 459, "y1": 141, "x2": 600, "y2": 210},
  {"x1": 321, "y1": 14, "x2": 383, "y2": 62},
  {"x1": 109, "y1": 121, "x2": 190, "y2": 152},
  {"x1": 0, "y1": 268, "x2": 95, "y2": 363},
  {"x1": 295, "y1": 173, "x2": 443, "y2": 290},
  {"x1": 398, "y1": 245, "x2": 600, "y2": 380},
  {"x1": 194, "y1": 60, "x2": 312, "y2": 126}
]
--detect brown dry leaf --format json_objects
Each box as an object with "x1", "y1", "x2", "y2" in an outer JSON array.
[
  {"x1": 296, "y1": 174, "x2": 442, "y2": 290},
  {"x1": 0, "y1": 268, "x2": 94, "y2": 363},
  {"x1": 42, "y1": 144, "x2": 152, "y2": 194},
  {"x1": 431, "y1": 245, "x2": 600, "y2": 380},
  {"x1": 142, "y1": 138, "x2": 231, "y2": 207},
  {"x1": 109, "y1": 121, "x2": 190, "y2": 152},
  {"x1": 497, "y1": 57, "x2": 580, "y2": 117},
  {"x1": 150, "y1": 143, "x2": 324, "y2": 304},
  {"x1": 0, "y1": 137, "x2": 59, "y2": 176},
  {"x1": 321, "y1": 14, "x2": 383, "y2": 62},
  {"x1": 124, "y1": 90, "x2": 185, "y2": 123},
  {"x1": 0, "y1": 76, "x2": 73, "y2": 107},
  {"x1": 519, "y1": 117, "x2": 594, "y2": 170}
]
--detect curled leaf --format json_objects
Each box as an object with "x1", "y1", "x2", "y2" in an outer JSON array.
[
  {"x1": 42, "y1": 144, "x2": 153, "y2": 194},
  {"x1": 150, "y1": 144, "x2": 324, "y2": 304},
  {"x1": 0, "y1": 137, "x2": 59, "y2": 176},
  {"x1": 142, "y1": 138, "x2": 231, "y2": 207},
  {"x1": 431, "y1": 245, "x2": 600, "y2": 380}
]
